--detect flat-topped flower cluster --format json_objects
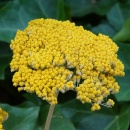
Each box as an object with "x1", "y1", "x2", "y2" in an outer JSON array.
[{"x1": 10, "y1": 18, "x2": 124, "y2": 111}]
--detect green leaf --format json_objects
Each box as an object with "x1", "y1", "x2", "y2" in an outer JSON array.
[
  {"x1": 61, "y1": 99, "x2": 91, "y2": 120},
  {"x1": 91, "y1": 23, "x2": 116, "y2": 38},
  {"x1": 113, "y1": 18, "x2": 130, "y2": 42},
  {"x1": 76, "y1": 104, "x2": 129, "y2": 130},
  {"x1": 107, "y1": 3, "x2": 124, "y2": 31},
  {"x1": 0, "y1": 0, "x2": 69, "y2": 43},
  {"x1": 115, "y1": 69, "x2": 130, "y2": 102},
  {"x1": 1, "y1": 103, "x2": 40, "y2": 130},
  {"x1": 50, "y1": 105, "x2": 76, "y2": 130},
  {"x1": 37, "y1": 103, "x2": 76, "y2": 130},
  {"x1": 22, "y1": 93, "x2": 42, "y2": 106},
  {"x1": 65, "y1": 0, "x2": 116, "y2": 17},
  {"x1": 117, "y1": 43, "x2": 130, "y2": 69},
  {"x1": 103, "y1": 103, "x2": 130, "y2": 130},
  {"x1": 56, "y1": 0, "x2": 70, "y2": 20},
  {"x1": 36, "y1": 104, "x2": 49, "y2": 130},
  {"x1": 119, "y1": 0, "x2": 130, "y2": 20},
  {"x1": 61, "y1": 99, "x2": 117, "y2": 118},
  {"x1": 115, "y1": 43, "x2": 130, "y2": 101},
  {"x1": 0, "y1": 41, "x2": 12, "y2": 80},
  {"x1": 61, "y1": 99, "x2": 129, "y2": 130},
  {"x1": 74, "y1": 113, "x2": 115, "y2": 130}
]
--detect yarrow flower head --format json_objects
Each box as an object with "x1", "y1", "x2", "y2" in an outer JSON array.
[
  {"x1": 0, "y1": 108, "x2": 8, "y2": 130},
  {"x1": 10, "y1": 18, "x2": 124, "y2": 111}
]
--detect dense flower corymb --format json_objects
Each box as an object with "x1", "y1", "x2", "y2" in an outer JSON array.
[
  {"x1": 10, "y1": 18, "x2": 124, "y2": 111},
  {"x1": 0, "y1": 108, "x2": 8, "y2": 130}
]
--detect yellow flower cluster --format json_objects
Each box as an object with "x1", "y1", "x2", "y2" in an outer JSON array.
[
  {"x1": 10, "y1": 18, "x2": 124, "y2": 110},
  {"x1": 0, "y1": 108, "x2": 8, "y2": 130}
]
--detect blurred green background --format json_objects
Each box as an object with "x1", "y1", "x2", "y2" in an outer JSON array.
[{"x1": 0, "y1": 0, "x2": 130, "y2": 130}]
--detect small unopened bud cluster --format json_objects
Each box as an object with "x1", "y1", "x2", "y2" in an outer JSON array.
[{"x1": 10, "y1": 18, "x2": 124, "y2": 110}]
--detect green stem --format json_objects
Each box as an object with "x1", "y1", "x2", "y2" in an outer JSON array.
[{"x1": 44, "y1": 104, "x2": 55, "y2": 130}]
